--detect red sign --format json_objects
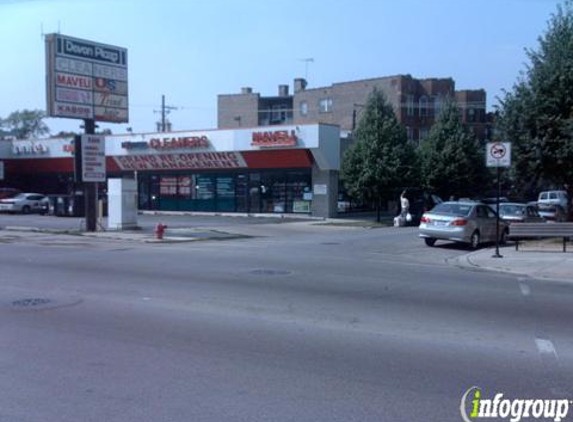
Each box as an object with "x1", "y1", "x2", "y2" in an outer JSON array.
[
  {"x1": 56, "y1": 72, "x2": 93, "y2": 90},
  {"x1": 63, "y1": 143, "x2": 75, "y2": 153},
  {"x1": 149, "y1": 136, "x2": 209, "y2": 150},
  {"x1": 113, "y1": 152, "x2": 247, "y2": 171},
  {"x1": 251, "y1": 130, "x2": 297, "y2": 147}
]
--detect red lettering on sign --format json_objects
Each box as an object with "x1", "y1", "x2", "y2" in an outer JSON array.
[{"x1": 251, "y1": 130, "x2": 297, "y2": 147}]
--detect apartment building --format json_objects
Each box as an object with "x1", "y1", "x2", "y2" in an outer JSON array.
[{"x1": 218, "y1": 74, "x2": 491, "y2": 143}]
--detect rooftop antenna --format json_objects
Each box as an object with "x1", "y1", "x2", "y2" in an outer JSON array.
[
  {"x1": 298, "y1": 58, "x2": 314, "y2": 80},
  {"x1": 57, "y1": 20, "x2": 61, "y2": 34}
]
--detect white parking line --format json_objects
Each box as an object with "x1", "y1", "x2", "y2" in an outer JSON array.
[{"x1": 535, "y1": 338, "x2": 559, "y2": 360}]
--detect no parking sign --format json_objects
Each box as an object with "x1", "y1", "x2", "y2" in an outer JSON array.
[{"x1": 486, "y1": 142, "x2": 511, "y2": 167}]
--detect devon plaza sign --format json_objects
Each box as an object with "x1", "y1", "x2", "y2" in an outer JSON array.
[{"x1": 45, "y1": 34, "x2": 129, "y2": 123}]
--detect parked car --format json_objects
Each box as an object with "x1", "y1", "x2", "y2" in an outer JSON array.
[
  {"x1": 0, "y1": 193, "x2": 46, "y2": 214},
  {"x1": 480, "y1": 197, "x2": 510, "y2": 206},
  {"x1": 0, "y1": 188, "x2": 21, "y2": 200},
  {"x1": 537, "y1": 190, "x2": 569, "y2": 221},
  {"x1": 419, "y1": 201, "x2": 509, "y2": 248},
  {"x1": 499, "y1": 202, "x2": 545, "y2": 224}
]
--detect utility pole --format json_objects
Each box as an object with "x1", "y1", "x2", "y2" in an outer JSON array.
[{"x1": 154, "y1": 95, "x2": 178, "y2": 132}]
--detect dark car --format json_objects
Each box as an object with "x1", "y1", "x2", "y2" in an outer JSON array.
[{"x1": 402, "y1": 188, "x2": 443, "y2": 225}]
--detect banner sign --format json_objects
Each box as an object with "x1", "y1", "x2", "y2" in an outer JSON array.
[
  {"x1": 113, "y1": 152, "x2": 247, "y2": 171},
  {"x1": 46, "y1": 34, "x2": 128, "y2": 123}
]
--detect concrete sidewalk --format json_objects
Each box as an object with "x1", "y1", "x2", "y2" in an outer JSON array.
[
  {"x1": 451, "y1": 240, "x2": 573, "y2": 283},
  {"x1": 2, "y1": 225, "x2": 250, "y2": 243}
]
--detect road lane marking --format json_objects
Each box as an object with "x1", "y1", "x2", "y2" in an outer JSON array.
[{"x1": 535, "y1": 338, "x2": 558, "y2": 360}]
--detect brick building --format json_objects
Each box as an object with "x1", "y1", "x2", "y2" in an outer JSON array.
[{"x1": 218, "y1": 74, "x2": 491, "y2": 143}]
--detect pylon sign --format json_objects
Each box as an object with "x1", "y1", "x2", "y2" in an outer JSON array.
[
  {"x1": 486, "y1": 142, "x2": 511, "y2": 167},
  {"x1": 45, "y1": 33, "x2": 129, "y2": 123}
]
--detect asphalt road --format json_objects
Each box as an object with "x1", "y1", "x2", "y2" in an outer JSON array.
[{"x1": 1, "y1": 218, "x2": 572, "y2": 422}]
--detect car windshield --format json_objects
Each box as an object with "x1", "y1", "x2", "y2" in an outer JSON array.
[
  {"x1": 499, "y1": 205, "x2": 525, "y2": 216},
  {"x1": 430, "y1": 203, "x2": 473, "y2": 216}
]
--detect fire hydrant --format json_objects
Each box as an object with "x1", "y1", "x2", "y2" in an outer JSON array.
[{"x1": 155, "y1": 223, "x2": 167, "y2": 240}]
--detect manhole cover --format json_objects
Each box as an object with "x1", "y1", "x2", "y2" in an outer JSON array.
[
  {"x1": 250, "y1": 269, "x2": 292, "y2": 276},
  {"x1": 12, "y1": 298, "x2": 51, "y2": 307}
]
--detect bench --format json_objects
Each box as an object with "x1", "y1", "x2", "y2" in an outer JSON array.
[{"x1": 508, "y1": 222, "x2": 573, "y2": 252}]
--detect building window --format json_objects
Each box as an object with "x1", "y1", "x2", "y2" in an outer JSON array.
[
  {"x1": 468, "y1": 108, "x2": 475, "y2": 122},
  {"x1": 406, "y1": 95, "x2": 414, "y2": 117},
  {"x1": 419, "y1": 96, "x2": 428, "y2": 117},
  {"x1": 300, "y1": 101, "x2": 308, "y2": 116},
  {"x1": 319, "y1": 98, "x2": 332, "y2": 113},
  {"x1": 406, "y1": 126, "x2": 413, "y2": 141},
  {"x1": 434, "y1": 96, "x2": 442, "y2": 117},
  {"x1": 271, "y1": 105, "x2": 287, "y2": 123},
  {"x1": 419, "y1": 127, "x2": 429, "y2": 141}
]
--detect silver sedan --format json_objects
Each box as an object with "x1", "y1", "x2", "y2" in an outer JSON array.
[{"x1": 419, "y1": 201, "x2": 509, "y2": 248}]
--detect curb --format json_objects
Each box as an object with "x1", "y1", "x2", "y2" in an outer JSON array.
[
  {"x1": 139, "y1": 210, "x2": 325, "y2": 221},
  {"x1": 447, "y1": 248, "x2": 573, "y2": 284}
]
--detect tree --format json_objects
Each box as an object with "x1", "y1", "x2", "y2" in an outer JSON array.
[
  {"x1": 341, "y1": 89, "x2": 417, "y2": 221},
  {"x1": 1, "y1": 109, "x2": 50, "y2": 139},
  {"x1": 419, "y1": 99, "x2": 486, "y2": 199},
  {"x1": 497, "y1": 0, "x2": 573, "y2": 199}
]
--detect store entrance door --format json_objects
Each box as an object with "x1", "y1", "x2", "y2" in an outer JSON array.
[{"x1": 248, "y1": 174, "x2": 261, "y2": 213}]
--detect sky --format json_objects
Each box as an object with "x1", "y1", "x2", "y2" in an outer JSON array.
[{"x1": 0, "y1": 0, "x2": 563, "y2": 136}]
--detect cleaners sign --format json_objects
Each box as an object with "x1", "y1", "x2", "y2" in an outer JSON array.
[{"x1": 45, "y1": 34, "x2": 129, "y2": 123}]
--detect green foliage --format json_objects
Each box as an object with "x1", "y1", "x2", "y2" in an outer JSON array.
[
  {"x1": 419, "y1": 100, "x2": 487, "y2": 199},
  {"x1": 341, "y1": 89, "x2": 417, "y2": 203},
  {"x1": 497, "y1": 0, "x2": 573, "y2": 197},
  {"x1": 0, "y1": 109, "x2": 50, "y2": 139}
]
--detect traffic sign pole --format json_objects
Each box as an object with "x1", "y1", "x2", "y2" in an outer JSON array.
[
  {"x1": 84, "y1": 119, "x2": 97, "y2": 232},
  {"x1": 492, "y1": 166, "x2": 503, "y2": 258},
  {"x1": 486, "y1": 142, "x2": 511, "y2": 259}
]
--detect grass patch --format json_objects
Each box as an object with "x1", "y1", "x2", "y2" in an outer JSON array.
[{"x1": 315, "y1": 217, "x2": 395, "y2": 228}]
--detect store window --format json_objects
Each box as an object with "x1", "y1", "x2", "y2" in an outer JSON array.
[
  {"x1": 319, "y1": 98, "x2": 332, "y2": 113},
  {"x1": 216, "y1": 174, "x2": 235, "y2": 212}
]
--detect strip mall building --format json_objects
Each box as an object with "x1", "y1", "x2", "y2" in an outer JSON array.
[{"x1": 0, "y1": 124, "x2": 342, "y2": 217}]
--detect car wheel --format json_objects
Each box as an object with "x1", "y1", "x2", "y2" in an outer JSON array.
[
  {"x1": 22, "y1": 205, "x2": 31, "y2": 214},
  {"x1": 424, "y1": 237, "x2": 437, "y2": 247},
  {"x1": 470, "y1": 231, "x2": 480, "y2": 249}
]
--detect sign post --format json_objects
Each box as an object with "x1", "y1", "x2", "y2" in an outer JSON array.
[{"x1": 486, "y1": 142, "x2": 511, "y2": 258}]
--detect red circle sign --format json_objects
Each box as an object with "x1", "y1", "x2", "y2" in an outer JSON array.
[{"x1": 490, "y1": 143, "x2": 506, "y2": 159}]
